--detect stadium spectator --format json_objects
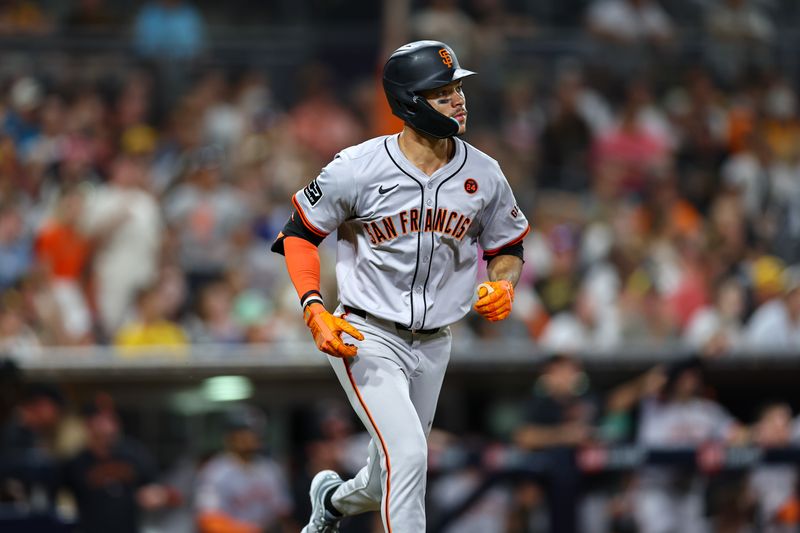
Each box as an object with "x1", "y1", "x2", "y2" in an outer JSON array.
[
  {"x1": 288, "y1": 65, "x2": 364, "y2": 162},
  {"x1": 761, "y1": 79, "x2": 800, "y2": 165},
  {"x1": 154, "y1": 262, "x2": 188, "y2": 323},
  {"x1": 539, "y1": 283, "x2": 621, "y2": 352},
  {"x1": 704, "y1": 0, "x2": 775, "y2": 85},
  {"x1": 0, "y1": 204, "x2": 32, "y2": 290},
  {"x1": 513, "y1": 357, "x2": 671, "y2": 532},
  {"x1": 667, "y1": 69, "x2": 729, "y2": 211},
  {"x1": 602, "y1": 365, "x2": 667, "y2": 443},
  {"x1": 34, "y1": 186, "x2": 93, "y2": 344},
  {"x1": 164, "y1": 145, "x2": 249, "y2": 293},
  {"x1": 704, "y1": 195, "x2": 748, "y2": 281},
  {"x1": 15, "y1": 265, "x2": 72, "y2": 349},
  {"x1": 586, "y1": 0, "x2": 673, "y2": 45},
  {"x1": 200, "y1": 72, "x2": 249, "y2": 151},
  {"x1": 744, "y1": 265, "x2": 800, "y2": 350},
  {"x1": 133, "y1": 0, "x2": 205, "y2": 61},
  {"x1": 537, "y1": 71, "x2": 593, "y2": 192},
  {"x1": 683, "y1": 275, "x2": 746, "y2": 356},
  {"x1": 62, "y1": 394, "x2": 177, "y2": 533},
  {"x1": 533, "y1": 223, "x2": 582, "y2": 318},
  {"x1": 586, "y1": 0, "x2": 674, "y2": 77},
  {"x1": 469, "y1": 0, "x2": 536, "y2": 100},
  {"x1": 25, "y1": 93, "x2": 67, "y2": 173},
  {"x1": 114, "y1": 284, "x2": 188, "y2": 353},
  {"x1": 0, "y1": 383, "x2": 66, "y2": 511},
  {"x1": 662, "y1": 235, "x2": 710, "y2": 330},
  {"x1": 411, "y1": 0, "x2": 477, "y2": 64},
  {"x1": 592, "y1": 84, "x2": 671, "y2": 198},
  {"x1": 223, "y1": 268, "x2": 272, "y2": 343},
  {"x1": 720, "y1": 133, "x2": 772, "y2": 228},
  {"x1": 642, "y1": 174, "x2": 704, "y2": 244},
  {"x1": 634, "y1": 357, "x2": 748, "y2": 533},
  {"x1": 550, "y1": 65, "x2": 615, "y2": 136},
  {"x1": 195, "y1": 405, "x2": 296, "y2": 533},
  {"x1": 748, "y1": 402, "x2": 800, "y2": 532},
  {"x1": 150, "y1": 104, "x2": 205, "y2": 196},
  {"x1": 83, "y1": 154, "x2": 163, "y2": 337},
  {"x1": 2, "y1": 77, "x2": 43, "y2": 156},
  {"x1": 765, "y1": 113, "x2": 800, "y2": 261},
  {"x1": 498, "y1": 77, "x2": 542, "y2": 172},
  {"x1": 37, "y1": 121, "x2": 102, "y2": 202},
  {"x1": 0, "y1": 290, "x2": 41, "y2": 361},
  {"x1": 749, "y1": 255, "x2": 788, "y2": 308},
  {"x1": 513, "y1": 354, "x2": 596, "y2": 533},
  {"x1": 183, "y1": 280, "x2": 243, "y2": 344},
  {"x1": 114, "y1": 72, "x2": 157, "y2": 140}
]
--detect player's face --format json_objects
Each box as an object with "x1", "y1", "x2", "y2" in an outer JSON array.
[
  {"x1": 673, "y1": 370, "x2": 701, "y2": 400},
  {"x1": 421, "y1": 80, "x2": 468, "y2": 135},
  {"x1": 227, "y1": 428, "x2": 262, "y2": 459},
  {"x1": 755, "y1": 405, "x2": 791, "y2": 446}
]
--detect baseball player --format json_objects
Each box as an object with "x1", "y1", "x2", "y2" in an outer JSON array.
[{"x1": 272, "y1": 40, "x2": 529, "y2": 532}]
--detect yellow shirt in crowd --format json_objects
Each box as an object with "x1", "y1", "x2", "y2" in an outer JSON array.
[{"x1": 114, "y1": 321, "x2": 188, "y2": 356}]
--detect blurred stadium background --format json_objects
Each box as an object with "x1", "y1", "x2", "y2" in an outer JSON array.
[{"x1": 0, "y1": 0, "x2": 799, "y2": 532}]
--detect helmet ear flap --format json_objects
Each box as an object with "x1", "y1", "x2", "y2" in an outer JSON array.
[
  {"x1": 408, "y1": 94, "x2": 427, "y2": 116},
  {"x1": 406, "y1": 94, "x2": 460, "y2": 139},
  {"x1": 397, "y1": 91, "x2": 419, "y2": 117}
]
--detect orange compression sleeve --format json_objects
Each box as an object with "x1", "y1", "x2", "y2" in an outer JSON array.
[{"x1": 283, "y1": 236, "x2": 323, "y2": 307}]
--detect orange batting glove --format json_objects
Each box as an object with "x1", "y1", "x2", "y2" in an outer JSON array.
[
  {"x1": 304, "y1": 303, "x2": 364, "y2": 358},
  {"x1": 474, "y1": 280, "x2": 514, "y2": 322}
]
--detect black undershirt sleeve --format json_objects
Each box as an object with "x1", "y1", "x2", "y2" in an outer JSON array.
[
  {"x1": 270, "y1": 210, "x2": 324, "y2": 255},
  {"x1": 483, "y1": 241, "x2": 524, "y2": 262}
]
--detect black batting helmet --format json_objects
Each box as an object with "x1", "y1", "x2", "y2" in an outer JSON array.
[{"x1": 383, "y1": 41, "x2": 476, "y2": 139}]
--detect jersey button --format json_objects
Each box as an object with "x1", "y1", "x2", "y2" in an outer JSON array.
[
  {"x1": 415, "y1": 286, "x2": 423, "y2": 294},
  {"x1": 427, "y1": 183, "x2": 433, "y2": 189},
  {"x1": 426, "y1": 199, "x2": 432, "y2": 206},
  {"x1": 423, "y1": 255, "x2": 429, "y2": 263},
  {"x1": 414, "y1": 322, "x2": 421, "y2": 328}
]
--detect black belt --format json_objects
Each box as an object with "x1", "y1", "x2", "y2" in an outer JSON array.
[{"x1": 343, "y1": 306, "x2": 441, "y2": 335}]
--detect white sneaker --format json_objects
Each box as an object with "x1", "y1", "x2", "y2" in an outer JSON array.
[{"x1": 301, "y1": 470, "x2": 343, "y2": 533}]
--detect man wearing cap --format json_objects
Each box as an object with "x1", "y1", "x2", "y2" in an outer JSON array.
[
  {"x1": 62, "y1": 395, "x2": 175, "y2": 533},
  {"x1": 0, "y1": 382, "x2": 66, "y2": 510},
  {"x1": 195, "y1": 406, "x2": 296, "y2": 533}
]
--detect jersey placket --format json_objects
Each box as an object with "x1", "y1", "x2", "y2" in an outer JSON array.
[
  {"x1": 411, "y1": 179, "x2": 436, "y2": 331},
  {"x1": 384, "y1": 134, "x2": 466, "y2": 331}
]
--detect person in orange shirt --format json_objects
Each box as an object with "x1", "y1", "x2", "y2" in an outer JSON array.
[{"x1": 34, "y1": 186, "x2": 93, "y2": 343}]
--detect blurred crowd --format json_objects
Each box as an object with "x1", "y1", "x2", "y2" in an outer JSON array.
[
  {"x1": 2, "y1": 355, "x2": 800, "y2": 533},
  {"x1": 0, "y1": 0, "x2": 796, "y2": 360},
  {"x1": 0, "y1": 360, "x2": 298, "y2": 533}
]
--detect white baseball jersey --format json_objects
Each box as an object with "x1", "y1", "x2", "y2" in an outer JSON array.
[
  {"x1": 195, "y1": 453, "x2": 292, "y2": 528},
  {"x1": 290, "y1": 134, "x2": 529, "y2": 330}
]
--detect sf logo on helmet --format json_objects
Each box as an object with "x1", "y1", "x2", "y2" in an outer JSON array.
[{"x1": 439, "y1": 48, "x2": 453, "y2": 68}]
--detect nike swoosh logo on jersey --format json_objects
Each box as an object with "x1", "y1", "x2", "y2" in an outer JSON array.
[{"x1": 378, "y1": 184, "x2": 399, "y2": 194}]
